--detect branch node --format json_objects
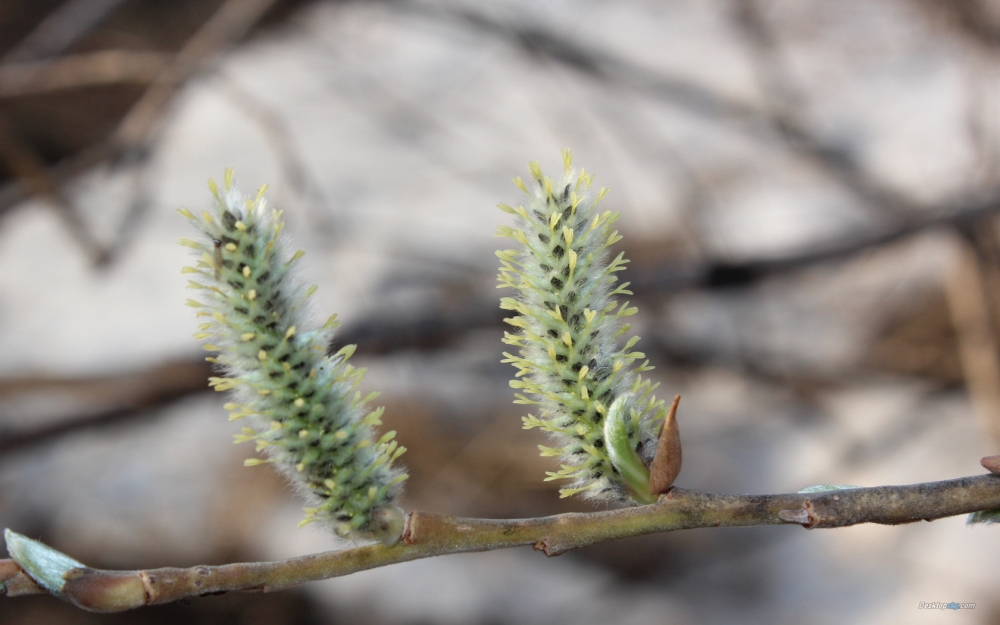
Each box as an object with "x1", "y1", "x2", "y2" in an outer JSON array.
[
  {"x1": 982, "y1": 455, "x2": 1000, "y2": 474},
  {"x1": 778, "y1": 509, "x2": 809, "y2": 524},
  {"x1": 402, "y1": 512, "x2": 416, "y2": 545},
  {"x1": 532, "y1": 539, "x2": 561, "y2": 557},
  {"x1": 62, "y1": 569, "x2": 147, "y2": 612}
]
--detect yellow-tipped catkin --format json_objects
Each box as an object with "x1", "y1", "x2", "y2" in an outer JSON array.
[
  {"x1": 181, "y1": 172, "x2": 406, "y2": 543},
  {"x1": 497, "y1": 152, "x2": 666, "y2": 504}
]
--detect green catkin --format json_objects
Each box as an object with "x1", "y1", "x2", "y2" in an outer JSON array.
[
  {"x1": 180, "y1": 171, "x2": 407, "y2": 543},
  {"x1": 497, "y1": 151, "x2": 667, "y2": 504}
]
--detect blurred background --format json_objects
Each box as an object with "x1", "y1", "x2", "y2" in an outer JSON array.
[{"x1": 0, "y1": 0, "x2": 999, "y2": 623}]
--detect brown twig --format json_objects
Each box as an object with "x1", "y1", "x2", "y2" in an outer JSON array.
[
  {"x1": 111, "y1": 0, "x2": 280, "y2": 154},
  {"x1": 0, "y1": 51, "x2": 169, "y2": 98},
  {"x1": 412, "y1": 1, "x2": 929, "y2": 220},
  {"x1": 0, "y1": 360, "x2": 212, "y2": 455},
  {"x1": 0, "y1": 112, "x2": 108, "y2": 263},
  {"x1": 2, "y1": 0, "x2": 129, "y2": 63},
  {"x1": 946, "y1": 230, "x2": 1000, "y2": 444},
  {"x1": 0, "y1": 0, "x2": 281, "y2": 256},
  {"x1": 3, "y1": 473, "x2": 999, "y2": 612}
]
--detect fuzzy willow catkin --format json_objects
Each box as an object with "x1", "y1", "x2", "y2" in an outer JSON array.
[
  {"x1": 497, "y1": 151, "x2": 667, "y2": 504},
  {"x1": 180, "y1": 171, "x2": 407, "y2": 543}
]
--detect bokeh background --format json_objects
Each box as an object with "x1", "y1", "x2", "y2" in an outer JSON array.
[{"x1": 1, "y1": 0, "x2": 1000, "y2": 623}]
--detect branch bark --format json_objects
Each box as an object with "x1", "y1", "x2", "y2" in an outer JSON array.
[{"x1": 4, "y1": 473, "x2": 1000, "y2": 612}]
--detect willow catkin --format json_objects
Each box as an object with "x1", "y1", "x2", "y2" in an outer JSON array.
[
  {"x1": 180, "y1": 171, "x2": 406, "y2": 543},
  {"x1": 497, "y1": 152, "x2": 668, "y2": 504}
]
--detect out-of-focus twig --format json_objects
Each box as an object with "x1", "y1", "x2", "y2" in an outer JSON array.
[
  {"x1": 411, "y1": 2, "x2": 929, "y2": 220},
  {"x1": 730, "y1": 0, "x2": 916, "y2": 219},
  {"x1": 220, "y1": 76, "x2": 329, "y2": 208},
  {"x1": 112, "y1": 0, "x2": 280, "y2": 155},
  {"x1": 914, "y1": 0, "x2": 1000, "y2": 49},
  {"x1": 2, "y1": 0, "x2": 128, "y2": 63},
  {"x1": 0, "y1": 360, "x2": 212, "y2": 455},
  {"x1": 631, "y1": 196, "x2": 1000, "y2": 291},
  {"x1": 0, "y1": 0, "x2": 281, "y2": 251},
  {"x1": 6, "y1": 198, "x2": 1000, "y2": 456},
  {"x1": 0, "y1": 51, "x2": 169, "y2": 98},
  {"x1": 946, "y1": 228, "x2": 1000, "y2": 444},
  {"x1": 0, "y1": 113, "x2": 108, "y2": 263}
]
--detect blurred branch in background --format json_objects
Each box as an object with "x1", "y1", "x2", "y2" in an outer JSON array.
[
  {"x1": 946, "y1": 226, "x2": 1000, "y2": 445},
  {"x1": 0, "y1": 50, "x2": 168, "y2": 99},
  {"x1": 414, "y1": 0, "x2": 953, "y2": 222},
  {"x1": 0, "y1": 360, "x2": 211, "y2": 455},
  {"x1": 0, "y1": 0, "x2": 298, "y2": 264},
  {"x1": 4, "y1": 195, "x2": 1000, "y2": 457},
  {"x1": 2, "y1": 0, "x2": 129, "y2": 63},
  {"x1": 220, "y1": 75, "x2": 330, "y2": 213}
]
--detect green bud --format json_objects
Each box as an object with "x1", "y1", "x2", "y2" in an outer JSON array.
[{"x1": 4, "y1": 529, "x2": 82, "y2": 597}]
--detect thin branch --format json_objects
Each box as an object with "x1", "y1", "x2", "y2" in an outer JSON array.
[
  {"x1": 0, "y1": 51, "x2": 169, "y2": 98},
  {"x1": 628, "y1": 196, "x2": 1000, "y2": 290},
  {"x1": 404, "y1": 1, "x2": 927, "y2": 219},
  {"x1": 2, "y1": 0, "x2": 128, "y2": 63},
  {"x1": 0, "y1": 0, "x2": 280, "y2": 239},
  {"x1": 219, "y1": 75, "x2": 330, "y2": 210},
  {"x1": 111, "y1": 0, "x2": 281, "y2": 154},
  {"x1": 3, "y1": 473, "x2": 1000, "y2": 612},
  {"x1": 0, "y1": 360, "x2": 212, "y2": 455},
  {"x1": 0, "y1": 112, "x2": 109, "y2": 263},
  {"x1": 728, "y1": 0, "x2": 915, "y2": 220},
  {"x1": 913, "y1": 0, "x2": 1000, "y2": 50},
  {"x1": 946, "y1": 228, "x2": 1000, "y2": 443}
]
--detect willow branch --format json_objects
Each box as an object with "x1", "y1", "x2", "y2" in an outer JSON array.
[{"x1": 3, "y1": 473, "x2": 1000, "y2": 612}]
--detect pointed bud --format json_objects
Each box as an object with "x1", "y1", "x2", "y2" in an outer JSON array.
[
  {"x1": 4, "y1": 529, "x2": 83, "y2": 597},
  {"x1": 649, "y1": 395, "x2": 682, "y2": 495}
]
